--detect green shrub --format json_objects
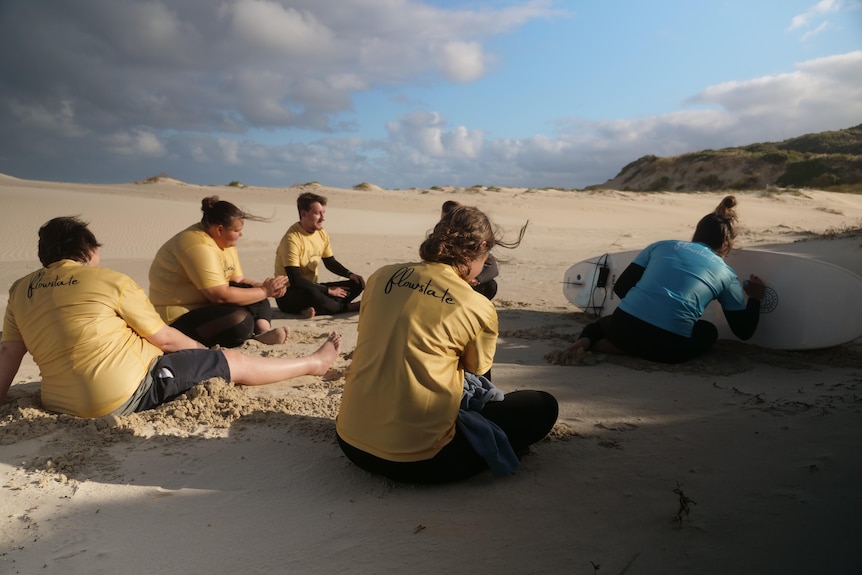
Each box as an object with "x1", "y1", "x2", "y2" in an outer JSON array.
[
  {"x1": 697, "y1": 174, "x2": 724, "y2": 189},
  {"x1": 760, "y1": 152, "x2": 788, "y2": 165},
  {"x1": 646, "y1": 175, "x2": 671, "y2": 191},
  {"x1": 777, "y1": 159, "x2": 830, "y2": 187}
]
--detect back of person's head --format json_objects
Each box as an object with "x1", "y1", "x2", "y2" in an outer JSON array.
[
  {"x1": 38, "y1": 216, "x2": 102, "y2": 267},
  {"x1": 200, "y1": 196, "x2": 264, "y2": 228},
  {"x1": 297, "y1": 191, "x2": 327, "y2": 217},
  {"x1": 692, "y1": 195, "x2": 738, "y2": 253},
  {"x1": 420, "y1": 205, "x2": 527, "y2": 279}
]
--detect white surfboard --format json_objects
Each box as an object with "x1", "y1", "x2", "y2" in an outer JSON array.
[{"x1": 563, "y1": 248, "x2": 862, "y2": 350}]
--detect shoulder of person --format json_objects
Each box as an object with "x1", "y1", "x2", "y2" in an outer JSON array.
[
  {"x1": 93, "y1": 265, "x2": 138, "y2": 283},
  {"x1": 174, "y1": 223, "x2": 212, "y2": 246}
]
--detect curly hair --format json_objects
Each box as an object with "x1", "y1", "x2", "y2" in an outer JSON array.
[
  {"x1": 692, "y1": 195, "x2": 739, "y2": 254},
  {"x1": 420, "y1": 205, "x2": 527, "y2": 278},
  {"x1": 38, "y1": 216, "x2": 103, "y2": 267}
]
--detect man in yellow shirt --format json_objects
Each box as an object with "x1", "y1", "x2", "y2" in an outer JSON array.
[
  {"x1": 274, "y1": 192, "x2": 364, "y2": 318},
  {"x1": 0, "y1": 217, "x2": 341, "y2": 418}
]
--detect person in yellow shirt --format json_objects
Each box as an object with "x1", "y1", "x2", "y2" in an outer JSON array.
[
  {"x1": 273, "y1": 192, "x2": 364, "y2": 319},
  {"x1": 149, "y1": 196, "x2": 289, "y2": 348},
  {"x1": 0, "y1": 217, "x2": 342, "y2": 418},
  {"x1": 336, "y1": 205, "x2": 557, "y2": 484}
]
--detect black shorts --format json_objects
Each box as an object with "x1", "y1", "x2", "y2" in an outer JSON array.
[{"x1": 118, "y1": 349, "x2": 231, "y2": 415}]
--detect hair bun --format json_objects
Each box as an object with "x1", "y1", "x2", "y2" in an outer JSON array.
[
  {"x1": 201, "y1": 196, "x2": 220, "y2": 213},
  {"x1": 715, "y1": 195, "x2": 738, "y2": 220}
]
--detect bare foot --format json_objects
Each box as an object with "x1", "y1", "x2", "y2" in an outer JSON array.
[
  {"x1": 565, "y1": 337, "x2": 591, "y2": 353},
  {"x1": 307, "y1": 331, "x2": 342, "y2": 376},
  {"x1": 301, "y1": 307, "x2": 316, "y2": 319},
  {"x1": 254, "y1": 326, "x2": 290, "y2": 345}
]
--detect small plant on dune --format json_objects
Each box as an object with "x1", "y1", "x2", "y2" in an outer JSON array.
[
  {"x1": 820, "y1": 222, "x2": 862, "y2": 238},
  {"x1": 227, "y1": 180, "x2": 243, "y2": 188},
  {"x1": 136, "y1": 172, "x2": 171, "y2": 184}
]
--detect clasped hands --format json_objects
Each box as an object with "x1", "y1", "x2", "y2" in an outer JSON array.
[{"x1": 261, "y1": 276, "x2": 288, "y2": 298}]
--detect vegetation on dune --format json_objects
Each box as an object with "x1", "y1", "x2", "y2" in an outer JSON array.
[
  {"x1": 600, "y1": 124, "x2": 862, "y2": 194},
  {"x1": 135, "y1": 172, "x2": 173, "y2": 184},
  {"x1": 352, "y1": 182, "x2": 381, "y2": 191}
]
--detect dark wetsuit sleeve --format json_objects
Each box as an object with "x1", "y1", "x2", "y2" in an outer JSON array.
[
  {"x1": 322, "y1": 256, "x2": 352, "y2": 278},
  {"x1": 285, "y1": 266, "x2": 327, "y2": 294},
  {"x1": 723, "y1": 298, "x2": 760, "y2": 340},
  {"x1": 613, "y1": 263, "x2": 645, "y2": 299},
  {"x1": 475, "y1": 256, "x2": 499, "y2": 284}
]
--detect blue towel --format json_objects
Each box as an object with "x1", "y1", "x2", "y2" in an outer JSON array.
[{"x1": 456, "y1": 372, "x2": 519, "y2": 476}]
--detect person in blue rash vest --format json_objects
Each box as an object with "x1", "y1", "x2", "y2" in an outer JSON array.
[{"x1": 567, "y1": 195, "x2": 766, "y2": 363}]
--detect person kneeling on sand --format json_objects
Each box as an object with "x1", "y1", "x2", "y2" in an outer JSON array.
[
  {"x1": 336, "y1": 204, "x2": 557, "y2": 484},
  {"x1": 567, "y1": 196, "x2": 766, "y2": 363},
  {"x1": 0, "y1": 217, "x2": 341, "y2": 418}
]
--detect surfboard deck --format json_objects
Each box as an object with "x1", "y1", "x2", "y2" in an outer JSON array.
[{"x1": 563, "y1": 248, "x2": 862, "y2": 350}]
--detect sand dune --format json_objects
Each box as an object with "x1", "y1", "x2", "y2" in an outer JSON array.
[{"x1": 1, "y1": 175, "x2": 861, "y2": 574}]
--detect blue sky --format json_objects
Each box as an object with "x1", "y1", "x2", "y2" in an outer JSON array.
[{"x1": 0, "y1": 0, "x2": 859, "y2": 189}]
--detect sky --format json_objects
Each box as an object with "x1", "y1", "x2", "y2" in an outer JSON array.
[{"x1": 0, "y1": 0, "x2": 860, "y2": 190}]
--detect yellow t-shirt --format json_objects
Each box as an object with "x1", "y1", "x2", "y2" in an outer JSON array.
[
  {"x1": 149, "y1": 223, "x2": 244, "y2": 323},
  {"x1": 2, "y1": 260, "x2": 166, "y2": 418},
  {"x1": 336, "y1": 262, "x2": 498, "y2": 462},
  {"x1": 273, "y1": 222, "x2": 333, "y2": 283}
]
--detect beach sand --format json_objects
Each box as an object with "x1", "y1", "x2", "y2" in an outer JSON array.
[{"x1": 1, "y1": 175, "x2": 861, "y2": 574}]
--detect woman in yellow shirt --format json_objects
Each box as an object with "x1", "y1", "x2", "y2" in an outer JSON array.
[
  {"x1": 336, "y1": 205, "x2": 558, "y2": 483},
  {"x1": 149, "y1": 197, "x2": 289, "y2": 348}
]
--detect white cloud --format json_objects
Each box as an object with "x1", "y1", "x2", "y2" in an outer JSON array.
[
  {"x1": 0, "y1": 2, "x2": 857, "y2": 190},
  {"x1": 111, "y1": 1, "x2": 200, "y2": 64},
  {"x1": 801, "y1": 21, "x2": 830, "y2": 41},
  {"x1": 0, "y1": 0, "x2": 558, "y2": 143},
  {"x1": 439, "y1": 41, "x2": 488, "y2": 83},
  {"x1": 687, "y1": 51, "x2": 862, "y2": 137},
  {"x1": 219, "y1": 0, "x2": 335, "y2": 55},
  {"x1": 375, "y1": 51, "x2": 862, "y2": 187},
  {"x1": 9, "y1": 100, "x2": 86, "y2": 138},
  {"x1": 218, "y1": 138, "x2": 241, "y2": 164},
  {"x1": 788, "y1": 0, "x2": 841, "y2": 34},
  {"x1": 106, "y1": 130, "x2": 166, "y2": 157},
  {"x1": 387, "y1": 110, "x2": 484, "y2": 159}
]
